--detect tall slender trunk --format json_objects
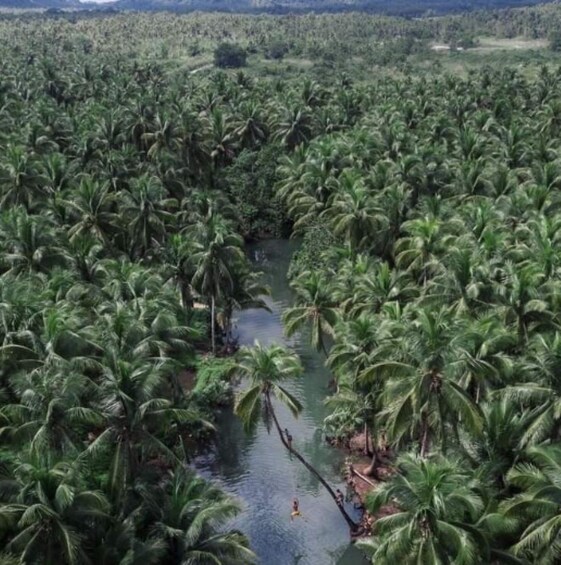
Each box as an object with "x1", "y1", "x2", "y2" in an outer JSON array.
[
  {"x1": 363, "y1": 422, "x2": 370, "y2": 455},
  {"x1": 211, "y1": 295, "x2": 216, "y2": 354},
  {"x1": 265, "y1": 392, "x2": 359, "y2": 533},
  {"x1": 420, "y1": 411, "x2": 430, "y2": 457}
]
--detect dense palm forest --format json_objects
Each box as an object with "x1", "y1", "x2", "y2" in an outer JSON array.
[{"x1": 3, "y1": 5, "x2": 561, "y2": 565}]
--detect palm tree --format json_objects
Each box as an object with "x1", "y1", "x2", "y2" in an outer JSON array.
[
  {"x1": 233, "y1": 343, "x2": 358, "y2": 531},
  {"x1": 146, "y1": 470, "x2": 256, "y2": 564},
  {"x1": 502, "y1": 445, "x2": 561, "y2": 564},
  {"x1": 121, "y1": 174, "x2": 173, "y2": 258},
  {"x1": 0, "y1": 457, "x2": 109, "y2": 565},
  {"x1": 363, "y1": 306, "x2": 483, "y2": 456},
  {"x1": 493, "y1": 262, "x2": 552, "y2": 346},
  {"x1": 394, "y1": 217, "x2": 451, "y2": 286},
  {"x1": 0, "y1": 208, "x2": 67, "y2": 275},
  {"x1": 0, "y1": 145, "x2": 39, "y2": 211},
  {"x1": 65, "y1": 177, "x2": 116, "y2": 244},
  {"x1": 283, "y1": 269, "x2": 338, "y2": 355},
  {"x1": 273, "y1": 106, "x2": 313, "y2": 149},
  {"x1": 357, "y1": 454, "x2": 514, "y2": 565},
  {"x1": 234, "y1": 342, "x2": 303, "y2": 433},
  {"x1": 503, "y1": 332, "x2": 561, "y2": 446},
  {"x1": 0, "y1": 364, "x2": 102, "y2": 462},
  {"x1": 188, "y1": 210, "x2": 245, "y2": 354},
  {"x1": 83, "y1": 356, "x2": 202, "y2": 501},
  {"x1": 322, "y1": 171, "x2": 388, "y2": 258}
]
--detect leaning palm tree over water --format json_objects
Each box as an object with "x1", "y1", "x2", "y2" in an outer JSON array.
[{"x1": 234, "y1": 342, "x2": 359, "y2": 531}]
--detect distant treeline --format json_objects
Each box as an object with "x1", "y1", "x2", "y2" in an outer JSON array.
[
  {"x1": 111, "y1": 0, "x2": 552, "y2": 17},
  {"x1": 4, "y1": 2, "x2": 561, "y2": 44},
  {"x1": 0, "y1": 0, "x2": 555, "y2": 17}
]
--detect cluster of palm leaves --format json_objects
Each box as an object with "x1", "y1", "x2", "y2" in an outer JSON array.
[{"x1": 278, "y1": 65, "x2": 561, "y2": 562}]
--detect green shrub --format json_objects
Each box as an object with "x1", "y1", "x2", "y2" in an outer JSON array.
[{"x1": 214, "y1": 43, "x2": 247, "y2": 68}]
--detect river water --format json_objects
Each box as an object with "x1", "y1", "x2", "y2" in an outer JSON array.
[{"x1": 194, "y1": 239, "x2": 367, "y2": 565}]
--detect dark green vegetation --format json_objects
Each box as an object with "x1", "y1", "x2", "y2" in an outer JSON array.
[
  {"x1": 2, "y1": 4, "x2": 561, "y2": 564},
  {"x1": 214, "y1": 42, "x2": 247, "y2": 68}
]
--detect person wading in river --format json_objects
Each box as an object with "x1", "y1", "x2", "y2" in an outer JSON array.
[{"x1": 291, "y1": 498, "x2": 302, "y2": 520}]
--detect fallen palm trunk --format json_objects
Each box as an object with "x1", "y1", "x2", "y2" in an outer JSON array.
[{"x1": 352, "y1": 468, "x2": 376, "y2": 488}]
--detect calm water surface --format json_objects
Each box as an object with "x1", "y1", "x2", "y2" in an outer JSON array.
[{"x1": 194, "y1": 239, "x2": 367, "y2": 565}]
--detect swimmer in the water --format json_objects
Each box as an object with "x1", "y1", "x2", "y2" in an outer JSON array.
[{"x1": 291, "y1": 498, "x2": 302, "y2": 520}]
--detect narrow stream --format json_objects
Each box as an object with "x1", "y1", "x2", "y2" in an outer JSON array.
[{"x1": 194, "y1": 239, "x2": 367, "y2": 565}]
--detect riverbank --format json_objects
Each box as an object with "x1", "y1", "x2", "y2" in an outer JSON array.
[{"x1": 328, "y1": 431, "x2": 398, "y2": 540}]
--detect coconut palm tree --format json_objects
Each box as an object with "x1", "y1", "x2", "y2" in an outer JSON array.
[
  {"x1": 357, "y1": 454, "x2": 516, "y2": 565},
  {"x1": 322, "y1": 171, "x2": 388, "y2": 258},
  {"x1": 234, "y1": 342, "x2": 303, "y2": 433},
  {"x1": 146, "y1": 470, "x2": 256, "y2": 564},
  {"x1": 82, "y1": 356, "x2": 203, "y2": 501},
  {"x1": 0, "y1": 457, "x2": 109, "y2": 565},
  {"x1": 363, "y1": 306, "x2": 483, "y2": 456},
  {"x1": 502, "y1": 445, "x2": 561, "y2": 564},
  {"x1": 0, "y1": 364, "x2": 102, "y2": 462},
  {"x1": 283, "y1": 269, "x2": 338, "y2": 355},
  {"x1": 188, "y1": 210, "x2": 245, "y2": 354}
]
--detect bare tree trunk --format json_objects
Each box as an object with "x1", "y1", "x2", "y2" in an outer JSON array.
[
  {"x1": 211, "y1": 295, "x2": 216, "y2": 355},
  {"x1": 363, "y1": 422, "x2": 370, "y2": 455},
  {"x1": 265, "y1": 392, "x2": 359, "y2": 533}
]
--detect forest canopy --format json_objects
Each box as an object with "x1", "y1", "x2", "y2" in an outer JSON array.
[{"x1": 3, "y1": 3, "x2": 561, "y2": 564}]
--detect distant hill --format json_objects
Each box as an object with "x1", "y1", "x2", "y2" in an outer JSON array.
[
  {"x1": 0, "y1": 0, "x2": 81, "y2": 7},
  {"x1": 0, "y1": 0, "x2": 553, "y2": 16},
  {"x1": 113, "y1": 0, "x2": 552, "y2": 16}
]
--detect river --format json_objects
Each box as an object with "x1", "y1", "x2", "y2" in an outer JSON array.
[{"x1": 194, "y1": 239, "x2": 367, "y2": 565}]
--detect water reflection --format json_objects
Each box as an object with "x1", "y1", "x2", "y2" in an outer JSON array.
[{"x1": 194, "y1": 239, "x2": 367, "y2": 565}]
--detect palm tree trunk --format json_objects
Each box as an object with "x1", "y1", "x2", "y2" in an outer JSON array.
[
  {"x1": 365, "y1": 448, "x2": 380, "y2": 479},
  {"x1": 420, "y1": 412, "x2": 430, "y2": 457},
  {"x1": 363, "y1": 422, "x2": 370, "y2": 455},
  {"x1": 211, "y1": 295, "x2": 216, "y2": 354},
  {"x1": 265, "y1": 392, "x2": 359, "y2": 533}
]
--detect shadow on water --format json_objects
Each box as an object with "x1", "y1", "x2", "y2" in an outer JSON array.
[{"x1": 194, "y1": 239, "x2": 367, "y2": 565}]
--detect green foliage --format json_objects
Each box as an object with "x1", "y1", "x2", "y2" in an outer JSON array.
[
  {"x1": 549, "y1": 30, "x2": 561, "y2": 52},
  {"x1": 288, "y1": 222, "x2": 339, "y2": 279},
  {"x1": 214, "y1": 42, "x2": 247, "y2": 68},
  {"x1": 265, "y1": 40, "x2": 289, "y2": 60},
  {"x1": 190, "y1": 356, "x2": 234, "y2": 409},
  {"x1": 1, "y1": 5, "x2": 561, "y2": 563},
  {"x1": 220, "y1": 146, "x2": 288, "y2": 238}
]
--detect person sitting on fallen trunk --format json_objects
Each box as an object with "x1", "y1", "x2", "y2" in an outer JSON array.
[
  {"x1": 285, "y1": 428, "x2": 293, "y2": 449},
  {"x1": 335, "y1": 489, "x2": 344, "y2": 506}
]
